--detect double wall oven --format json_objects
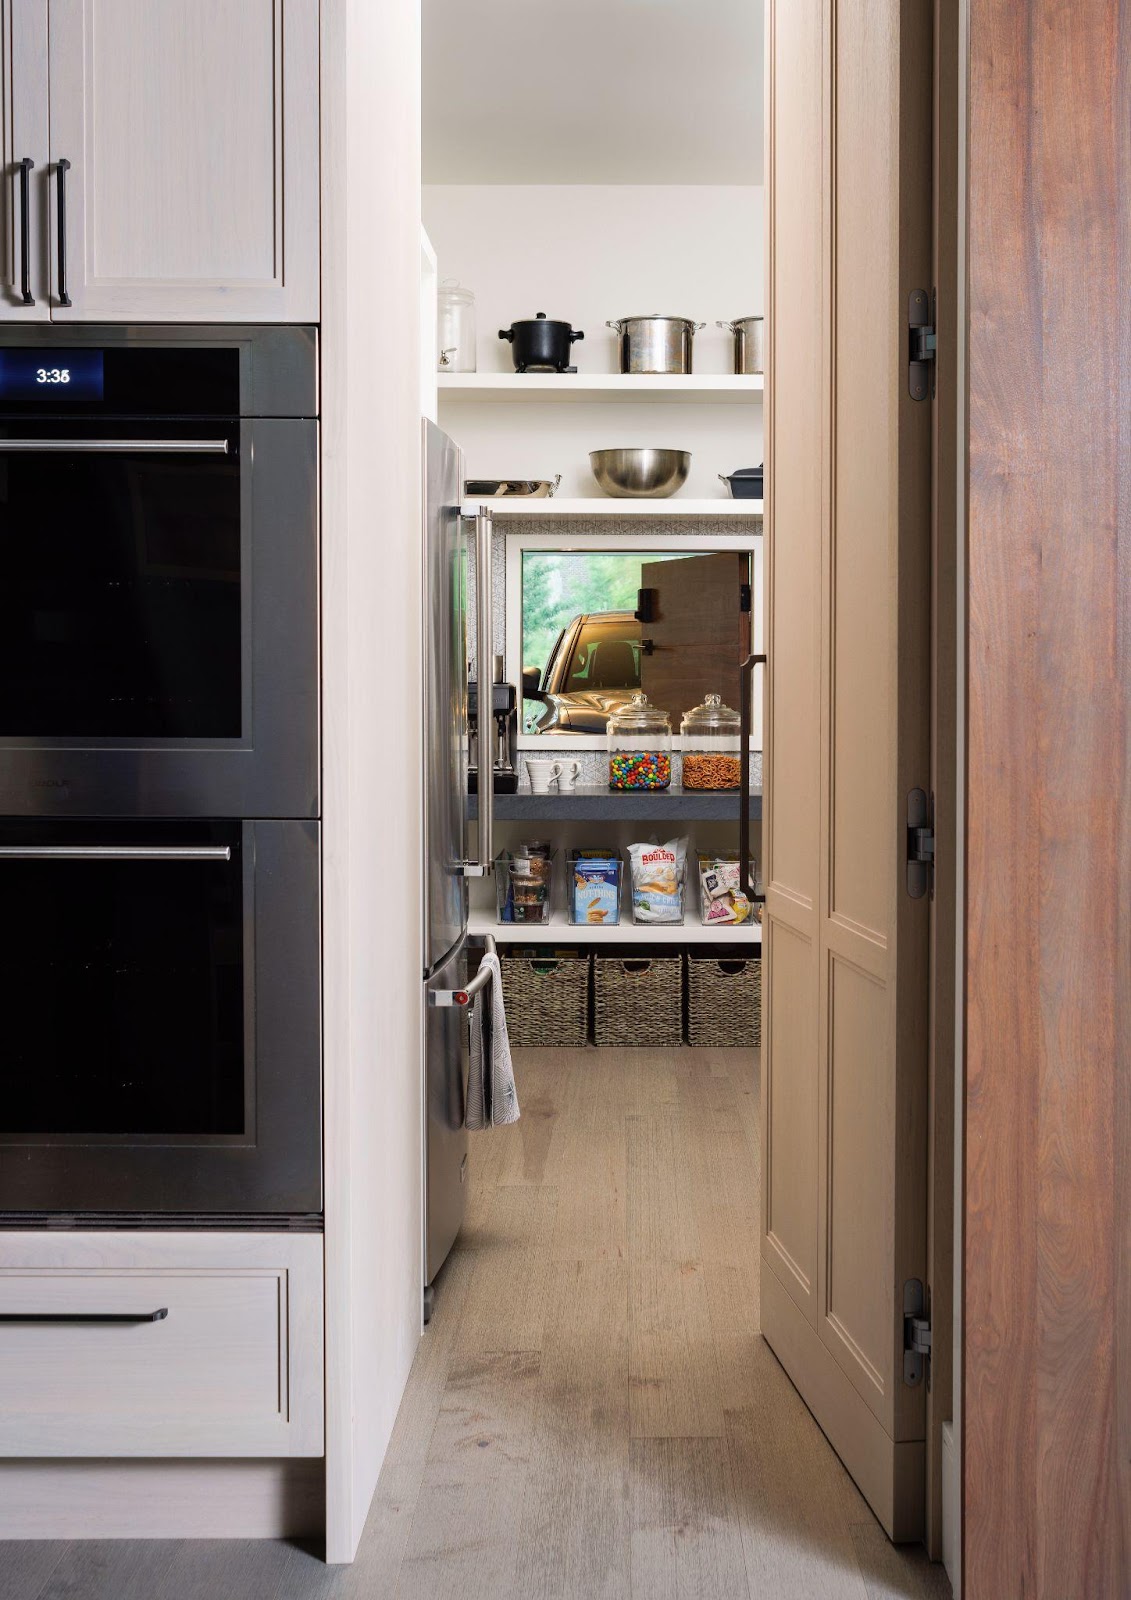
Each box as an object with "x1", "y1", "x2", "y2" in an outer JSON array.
[{"x1": 0, "y1": 327, "x2": 321, "y2": 1223}]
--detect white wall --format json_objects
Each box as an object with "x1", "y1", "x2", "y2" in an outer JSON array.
[
  {"x1": 321, "y1": 0, "x2": 424, "y2": 1564},
  {"x1": 425, "y1": 184, "x2": 764, "y2": 498}
]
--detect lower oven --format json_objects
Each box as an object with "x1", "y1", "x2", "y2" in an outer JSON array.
[{"x1": 0, "y1": 818, "x2": 321, "y2": 1221}]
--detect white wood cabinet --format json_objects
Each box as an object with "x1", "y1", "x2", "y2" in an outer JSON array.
[
  {"x1": 0, "y1": 1231, "x2": 324, "y2": 1457},
  {"x1": 0, "y1": 0, "x2": 49, "y2": 319},
  {"x1": 3, "y1": 0, "x2": 319, "y2": 321}
]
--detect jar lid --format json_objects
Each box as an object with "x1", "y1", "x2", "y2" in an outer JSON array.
[
  {"x1": 608, "y1": 691, "x2": 671, "y2": 732},
  {"x1": 438, "y1": 279, "x2": 475, "y2": 303},
  {"x1": 680, "y1": 692, "x2": 740, "y2": 733}
]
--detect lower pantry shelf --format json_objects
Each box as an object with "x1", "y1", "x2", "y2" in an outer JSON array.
[{"x1": 468, "y1": 908, "x2": 762, "y2": 945}]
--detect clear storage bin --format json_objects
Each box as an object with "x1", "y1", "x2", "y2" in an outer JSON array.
[
  {"x1": 495, "y1": 848, "x2": 555, "y2": 925},
  {"x1": 567, "y1": 848, "x2": 622, "y2": 927},
  {"x1": 607, "y1": 693, "x2": 672, "y2": 790}
]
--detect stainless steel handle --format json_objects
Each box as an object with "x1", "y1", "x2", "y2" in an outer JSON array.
[
  {"x1": 462, "y1": 506, "x2": 495, "y2": 878},
  {"x1": 0, "y1": 846, "x2": 231, "y2": 861},
  {"x1": 0, "y1": 1308, "x2": 168, "y2": 1324},
  {"x1": 739, "y1": 652, "x2": 767, "y2": 902},
  {"x1": 429, "y1": 935, "x2": 497, "y2": 1008},
  {"x1": 0, "y1": 439, "x2": 231, "y2": 454},
  {"x1": 17, "y1": 158, "x2": 34, "y2": 306},
  {"x1": 55, "y1": 158, "x2": 71, "y2": 307}
]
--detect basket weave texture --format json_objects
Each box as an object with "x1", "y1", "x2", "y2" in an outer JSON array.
[
  {"x1": 687, "y1": 956, "x2": 762, "y2": 1047},
  {"x1": 499, "y1": 954, "x2": 590, "y2": 1048},
  {"x1": 593, "y1": 954, "x2": 684, "y2": 1048}
]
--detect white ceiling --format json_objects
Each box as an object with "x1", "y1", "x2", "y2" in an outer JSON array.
[{"x1": 423, "y1": 0, "x2": 763, "y2": 185}]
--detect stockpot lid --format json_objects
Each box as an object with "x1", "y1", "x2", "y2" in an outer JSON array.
[
  {"x1": 607, "y1": 691, "x2": 671, "y2": 733},
  {"x1": 681, "y1": 692, "x2": 741, "y2": 733},
  {"x1": 609, "y1": 314, "x2": 701, "y2": 329}
]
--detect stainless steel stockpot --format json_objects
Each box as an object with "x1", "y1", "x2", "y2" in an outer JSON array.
[
  {"x1": 606, "y1": 315, "x2": 705, "y2": 375},
  {"x1": 717, "y1": 316, "x2": 764, "y2": 374}
]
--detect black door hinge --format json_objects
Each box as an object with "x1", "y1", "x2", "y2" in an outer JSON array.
[
  {"x1": 903, "y1": 1278, "x2": 932, "y2": 1388},
  {"x1": 906, "y1": 788, "x2": 935, "y2": 899},
  {"x1": 908, "y1": 288, "x2": 936, "y2": 401}
]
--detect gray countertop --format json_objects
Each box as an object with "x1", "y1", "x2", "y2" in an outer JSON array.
[{"x1": 467, "y1": 784, "x2": 763, "y2": 821}]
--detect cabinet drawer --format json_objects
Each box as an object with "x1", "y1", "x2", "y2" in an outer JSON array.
[{"x1": 0, "y1": 1233, "x2": 323, "y2": 1458}]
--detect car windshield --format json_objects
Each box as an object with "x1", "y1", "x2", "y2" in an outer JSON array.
[{"x1": 563, "y1": 619, "x2": 641, "y2": 692}]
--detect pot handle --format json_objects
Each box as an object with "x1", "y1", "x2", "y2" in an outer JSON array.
[
  {"x1": 716, "y1": 319, "x2": 737, "y2": 332},
  {"x1": 497, "y1": 328, "x2": 514, "y2": 342},
  {"x1": 718, "y1": 473, "x2": 733, "y2": 487},
  {"x1": 570, "y1": 329, "x2": 585, "y2": 342},
  {"x1": 605, "y1": 320, "x2": 622, "y2": 332},
  {"x1": 693, "y1": 322, "x2": 707, "y2": 332}
]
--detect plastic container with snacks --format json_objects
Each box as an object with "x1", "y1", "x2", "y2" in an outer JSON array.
[
  {"x1": 697, "y1": 850, "x2": 754, "y2": 927},
  {"x1": 495, "y1": 847, "x2": 555, "y2": 925},
  {"x1": 607, "y1": 693, "x2": 672, "y2": 790},
  {"x1": 568, "y1": 848, "x2": 622, "y2": 926},
  {"x1": 680, "y1": 693, "x2": 742, "y2": 790}
]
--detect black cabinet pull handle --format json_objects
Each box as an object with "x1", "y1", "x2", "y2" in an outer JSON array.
[
  {"x1": 55, "y1": 157, "x2": 71, "y2": 307},
  {"x1": 739, "y1": 652, "x2": 767, "y2": 903},
  {"x1": 18, "y1": 157, "x2": 34, "y2": 306},
  {"x1": 0, "y1": 1308, "x2": 168, "y2": 1324}
]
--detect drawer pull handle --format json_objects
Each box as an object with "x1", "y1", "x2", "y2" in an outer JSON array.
[{"x1": 0, "y1": 1308, "x2": 168, "y2": 1324}]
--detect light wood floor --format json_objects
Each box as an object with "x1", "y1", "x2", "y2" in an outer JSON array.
[{"x1": 2, "y1": 1048, "x2": 951, "y2": 1600}]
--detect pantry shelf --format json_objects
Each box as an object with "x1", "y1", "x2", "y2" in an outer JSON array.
[
  {"x1": 439, "y1": 372, "x2": 763, "y2": 404},
  {"x1": 467, "y1": 785, "x2": 763, "y2": 822},
  {"x1": 468, "y1": 907, "x2": 762, "y2": 945},
  {"x1": 461, "y1": 497, "x2": 762, "y2": 518}
]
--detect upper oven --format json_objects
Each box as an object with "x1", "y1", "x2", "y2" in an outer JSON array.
[{"x1": 0, "y1": 326, "x2": 318, "y2": 819}]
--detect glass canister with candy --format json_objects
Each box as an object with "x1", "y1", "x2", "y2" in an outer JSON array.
[{"x1": 607, "y1": 693, "x2": 672, "y2": 790}]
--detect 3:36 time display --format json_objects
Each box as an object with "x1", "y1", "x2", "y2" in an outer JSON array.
[{"x1": 36, "y1": 368, "x2": 71, "y2": 385}]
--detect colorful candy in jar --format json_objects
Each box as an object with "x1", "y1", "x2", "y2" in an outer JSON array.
[{"x1": 608, "y1": 750, "x2": 672, "y2": 789}]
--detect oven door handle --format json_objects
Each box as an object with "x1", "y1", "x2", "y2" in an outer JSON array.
[
  {"x1": 0, "y1": 439, "x2": 232, "y2": 454},
  {"x1": 0, "y1": 846, "x2": 232, "y2": 861}
]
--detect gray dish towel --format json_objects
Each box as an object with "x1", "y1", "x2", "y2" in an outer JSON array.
[{"x1": 465, "y1": 951, "x2": 520, "y2": 1129}]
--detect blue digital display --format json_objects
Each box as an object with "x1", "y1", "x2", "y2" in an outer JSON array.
[{"x1": 0, "y1": 349, "x2": 105, "y2": 401}]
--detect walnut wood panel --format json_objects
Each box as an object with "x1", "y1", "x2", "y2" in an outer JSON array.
[
  {"x1": 965, "y1": 0, "x2": 1131, "y2": 1593},
  {"x1": 639, "y1": 551, "x2": 749, "y2": 721},
  {"x1": 762, "y1": 0, "x2": 932, "y2": 1540}
]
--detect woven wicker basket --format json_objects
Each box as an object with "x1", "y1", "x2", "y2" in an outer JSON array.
[
  {"x1": 593, "y1": 953, "x2": 683, "y2": 1048},
  {"x1": 686, "y1": 954, "x2": 762, "y2": 1047},
  {"x1": 499, "y1": 953, "x2": 590, "y2": 1048}
]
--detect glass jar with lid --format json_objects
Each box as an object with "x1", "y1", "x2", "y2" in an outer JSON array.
[
  {"x1": 680, "y1": 693, "x2": 742, "y2": 789},
  {"x1": 607, "y1": 693, "x2": 672, "y2": 790},
  {"x1": 437, "y1": 280, "x2": 477, "y2": 372}
]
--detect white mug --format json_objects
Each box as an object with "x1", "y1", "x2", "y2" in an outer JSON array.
[
  {"x1": 526, "y1": 759, "x2": 562, "y2": 794},
  {"x1": 557, "y1": 759, "x2": 582, "y2": 791}
]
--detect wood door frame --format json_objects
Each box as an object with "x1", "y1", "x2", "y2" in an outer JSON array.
[{"x1": 964, "y1": 0, "x2": 1130, "y2": 1593}]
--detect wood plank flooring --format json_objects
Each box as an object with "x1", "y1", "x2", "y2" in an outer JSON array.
[{"x1": 0, "y1": 1048, "x2": 951, "y2": 1600}]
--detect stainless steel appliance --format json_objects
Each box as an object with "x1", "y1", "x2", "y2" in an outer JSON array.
[
  {"x1": 0, "y1": 818, "x2": 322, "y2": 1220},
  {"x1": 422, "y1": 422, "x2": 496, "y2": 1307},
  {"x1": 605, "y1": 315, "x2": 705, "y2": 374},
  {"x1": 0, "y1": 326, "x2": 318, "y2": 818}
]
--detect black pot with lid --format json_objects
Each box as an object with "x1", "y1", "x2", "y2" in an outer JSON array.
[
  {"x1": 499, "y1": 312, "x2": 585, "y2": 373},
  {"x1": 718, "y1": 465, "x2": 765, "y2": 500}
]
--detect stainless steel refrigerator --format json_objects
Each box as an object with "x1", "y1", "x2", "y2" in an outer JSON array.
[{"x1": 422, "y1": 420, "x2": 495, "y2": 1309}]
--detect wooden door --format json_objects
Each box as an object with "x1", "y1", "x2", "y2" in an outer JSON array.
[
  {"x1": 47, "y1": 0, "x2": 319, "y2": 321},
  {"x1": 638, "y1": 551, "x2": 751, "y2": 727},
  {"x1": 965, "y1": 0, "x2": 1131, "y2": 1593},
  {"x1": 0, "y1": 1, "x2": 49, "y2": 319},
  {"x1": 761, "y1": 0, "x2": 933, "y2": 1541}
]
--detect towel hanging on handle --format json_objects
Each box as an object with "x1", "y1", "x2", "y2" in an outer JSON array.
[{"x1": 466, "y1": 948, "x2": 520, "y2": 1130}]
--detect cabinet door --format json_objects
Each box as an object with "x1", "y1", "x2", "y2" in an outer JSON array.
[
  {"x1": 47, "y1": 0, "x2": 319, "y2": 322},
  {"x1": 0, "y1": 1, "x2": 49, "y2": 319}
]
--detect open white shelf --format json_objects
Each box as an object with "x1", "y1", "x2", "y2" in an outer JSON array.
[
  {"x1": 470, "y1": 907, "x2": 762, "y2": 945},
  {"x1": 462, "y1": 496, "x2": 762, "y2": 518},
  {"x1": 439, "y1": 372, "x2": 763, "y2": 404}
]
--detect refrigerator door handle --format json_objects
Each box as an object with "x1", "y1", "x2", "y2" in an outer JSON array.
[
  {"x1": 430, "y1": 935, "x2": 496, "y2": 1006},
  {"x1": 460, "y1": 506, "x2": 495, "y2": 878}
]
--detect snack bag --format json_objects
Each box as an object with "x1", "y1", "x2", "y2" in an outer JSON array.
[
  {"x1": 628, "y1": 837, "x2": 688, "y2": 924},
  {"x1": 573, "y1": 856, "x2": 620, "y2": 925}
]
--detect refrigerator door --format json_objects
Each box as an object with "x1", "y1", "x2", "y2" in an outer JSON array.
[
  {"x1": 424, "y1": 941, "x2": 470, "y2": 1286},
  {"x1": 423, "y1": 419, "x2": 468, "y2": 974}
]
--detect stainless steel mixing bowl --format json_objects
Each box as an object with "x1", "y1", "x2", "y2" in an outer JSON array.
[{"x1": 589, "y1": 448, "x2": 691, "y2": 498}]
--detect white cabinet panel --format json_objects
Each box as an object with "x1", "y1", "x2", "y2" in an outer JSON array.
[
  {"x1": 47, "y1": 0, "x2": 319, "y2": 320},
  {"x1": 0, "y1": 1231, "x2": 324, "y2": 1456},
  {"x1": 0, "y1": 0, "x2": 50, "y2": 318}
]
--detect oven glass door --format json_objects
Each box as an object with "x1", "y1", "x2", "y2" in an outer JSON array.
[
  {"x1": 0, "y1": 419, "x2": 318, "y2": 817},
  {"x1": 0, "y1": 819, "x2": 321, "y2": 1217}
]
